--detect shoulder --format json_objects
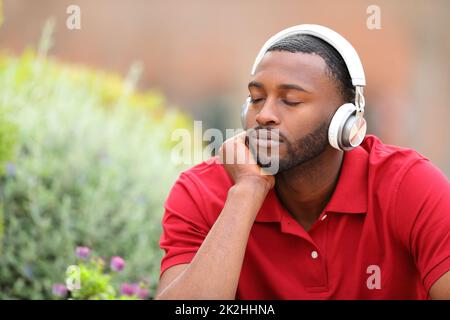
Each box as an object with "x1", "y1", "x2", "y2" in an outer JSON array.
[
  {"x1": 165, "y1": 156, "x2": 233, "y2": 225},
  {"x1": 359, "y1": 135, "x2": 439, "y2": 194},
  {"x1": 361, "y1": 134, "x2": 448, "y2": 200},
  {"x1": 177, "y1": 156, "x2": 233, "y2": 194},
  {"x1": 361, "y1": 135, "x2": 449, "y2": 244},
  {"x1": 361, "y1": 135, "x2": 429, "y2": 175}
]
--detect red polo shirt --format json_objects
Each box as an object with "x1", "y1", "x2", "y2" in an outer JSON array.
[{"x1": 159, "y1": 135, "x2": 450, "y2": 299}]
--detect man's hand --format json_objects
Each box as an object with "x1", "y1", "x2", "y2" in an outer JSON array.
[{"x1": 219, "y1": 131, "x2": 275, "y2": 191}]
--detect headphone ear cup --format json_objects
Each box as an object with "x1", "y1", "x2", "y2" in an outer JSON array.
[
  {"x1": 241, "y1": 98, "x2": 250, "y2": 129},
  {"x1": 328, "y1": 103, "x2": 358, "y2": 151},
  {"x1": 342, "y1": 114, "x2": 367, "y2": 149}
]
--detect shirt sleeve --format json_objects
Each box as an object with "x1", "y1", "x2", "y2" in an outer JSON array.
[
  {"x1": 159, "y1": 172, "x2": 210, "y2": 277},
  {"x1": 394, "y1": 159, "x2": 450, "y2": 294}
]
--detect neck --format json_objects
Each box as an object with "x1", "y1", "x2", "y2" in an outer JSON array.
[{"x1": 275, "y1": 146, "x2": 344, "y2": 231}]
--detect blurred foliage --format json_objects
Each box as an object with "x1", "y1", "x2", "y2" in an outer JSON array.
[
  {"x1": 0, "y1": 47, "x2": 192, "y2": 299},
  {"x1": 0, "y1": 90, "x2": 17, "y2": 257},
  {"x1": 71, "y1": 261, "x2": 118, "y2": 300},
  {"x1": 54, "y1": 250, "x2": 147, "y2": 300}
]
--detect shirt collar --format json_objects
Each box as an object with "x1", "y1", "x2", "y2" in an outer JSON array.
[
  {"x1": 323, "y1": 145, "x2": 368, "y2": 214},
  {"x1": 255, "y1": 145, "x2": 369, "y2": 222}
]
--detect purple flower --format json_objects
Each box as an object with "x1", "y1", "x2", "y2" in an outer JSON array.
[
  {"x1": 137, "y1": 287, "x2": 149, "y2": 299},
  {"x1": 75, "y1": 246, "x2": 91, "y2": 259},
  {"x1": 110, "y1": 256, "x2": 125, "y2": 272},
  {"x1": 52, "y1": 283, "x2": 68, "y2": 298},
  {"x1": 120, "y1": 283, "x2": 139, "y2": 296}
]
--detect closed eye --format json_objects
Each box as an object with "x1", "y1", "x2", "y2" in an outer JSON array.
[
  {"x1": 249, "y1": 97, "x2": 301, "y2": 106},
  {"x1": 249, "y1": 98, "x2": 264, "y2": 104},
  {"x1": 283, "y1": 100, "x2": 302, "y2": 106}
]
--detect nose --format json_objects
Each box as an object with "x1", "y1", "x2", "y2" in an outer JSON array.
[{"x1": 255, "y1": 99, "x2": 281, "y2": 127}]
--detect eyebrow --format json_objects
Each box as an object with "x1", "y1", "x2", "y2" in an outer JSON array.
[{"x1": 248, "y1": 81, "x2": 310, "y2": 93}]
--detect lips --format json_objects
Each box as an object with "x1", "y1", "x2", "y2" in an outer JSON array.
[
  {"x1": 253, "y1": 138, "x2": 281, "y2": 148},
  {"x1": 249, "y1": 129, "x2": 282, "y2": 141},
  {"x1": 248, "y1": 129, "x2": 283, "y2": 148}
]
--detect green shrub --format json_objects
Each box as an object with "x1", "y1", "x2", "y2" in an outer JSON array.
[
  {"x1": 52, "y1": 246, "x2": 148, "y2": 300},
  {"x1": 0, "y1": 50, "x2": 192, "y2": 299},
  {"x1": 0, "y1": 64, "x2": 17, "y2": 256}
]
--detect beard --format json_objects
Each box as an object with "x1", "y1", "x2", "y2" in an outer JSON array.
[
  {"x1": 249, "y1": 117, "x2": 330, "y2": 174},
  {"x1": 277, "y1": 119, "x2": 330, "y2": 172}
]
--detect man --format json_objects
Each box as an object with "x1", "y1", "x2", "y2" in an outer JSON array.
[{"x1": 156, "y1": 25, "x2": 450, "y2": 299}]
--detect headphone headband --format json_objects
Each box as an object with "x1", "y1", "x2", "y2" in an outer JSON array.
[{"x1": 251, "y1": 24, "x2": 366, "y2": 87}]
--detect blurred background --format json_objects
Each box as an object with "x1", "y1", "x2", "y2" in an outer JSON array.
[{"x1": 0, "y1": 0, "x2": 448, "y2": 299}]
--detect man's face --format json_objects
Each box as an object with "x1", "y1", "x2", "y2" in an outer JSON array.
[{"x1": 245, "y1": 51, "x2": 344, "y2": 172}]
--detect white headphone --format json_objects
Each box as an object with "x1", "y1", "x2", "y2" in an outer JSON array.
[{"x1": 241, "y1": 24, "x2": 367, "y2": 151}]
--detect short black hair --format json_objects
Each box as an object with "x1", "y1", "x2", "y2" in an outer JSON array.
[{"x1": 267, "y1": 34, "x2": 355, "y2": 103}]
